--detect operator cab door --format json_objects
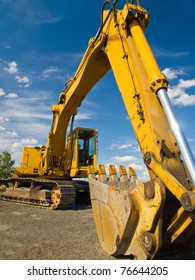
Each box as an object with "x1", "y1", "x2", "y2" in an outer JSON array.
[{"x1": 70, "y1": 127, "x2": 97, "y2": 178}]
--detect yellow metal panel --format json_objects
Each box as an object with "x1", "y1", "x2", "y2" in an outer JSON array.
[{"x1": 17, "y1": 147, "x2": 42, "y2": 176}]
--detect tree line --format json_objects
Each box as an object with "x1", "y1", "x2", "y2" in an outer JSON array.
[{"x1": 0, "y1": 151, "x2": 15, "y2": 179}]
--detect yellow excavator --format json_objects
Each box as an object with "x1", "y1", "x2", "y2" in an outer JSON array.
[{"x1": 1, "y1": 0, "x2": 195, "y2": 259}]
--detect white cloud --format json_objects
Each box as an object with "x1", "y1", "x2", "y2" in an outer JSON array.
[
  {"x1": 75, "y1": 112, "x2": 92, "y2": 120},
  {"x1": 129, "y1": 163, "x2": 144, "y2": 171},
  {"x1": 109, "y1": 142, "x2": 139, "y2": 152},
  {"x1": 111, "y1": 155, "x2": 137, "y2": 163},
  {"x1": 5, "y1": 93, "x2": 18, "y2": 98},
  {"x1": 15, "y1": 75, "x2": 30, "y2": 87},
  {"x1": 118, "y1": 144, "x2": 132, "y2": 149},
  {"x1": 15, "y1": 75, "x2": 30, "y2": 83},
  {"x1": 5, "y1": 45, "x2": 11, "y2": 49},
  {"x1": 3, "y1": 62, "x2": 31, "y2": 89},
  {"x1": 167, "y1": 78, "x2": 195, "y2": 106},
  {"x1": 172, "y1": 94, "x2": 195, "y2": 106},
  {"x1": 42, "y1": 67, "x2": 60, "y2": 78},
  {"x1": 162, "y1": 68, "x2": 184, "y2": 80},
  {"x1": 0, "y1": 125, "x2": 5, "y2": 131},
  {"x1": 4, "y1": 61, "x2": 18, "y2": 74},
  {"x1": 7, "y1": 131, "x2": 18, "y2": 137},
  {"x1": 0, "y1": 89, "x2": 18, "y2": 99},
  {"x1": 178, "y1": 78, "x2": 195, "y2": 89},
  {"x1": 21, "y1": 138, "x2": 38, "y2": 145},
  {"x1": 3, "y1": 60, "x2": 31, "y2": 88},
  {"x1": 0, "y1": 88, "x2": 5, "y2": 96},
  {"x1": 162, "y1": 69, "x2": 195, "y2": 107},
  {"x1": 0, "y1": 96, "x2": 52, "y2": 121},
  {"x1": 0, "y1": 117, "x2": 9, "y2": 123}
]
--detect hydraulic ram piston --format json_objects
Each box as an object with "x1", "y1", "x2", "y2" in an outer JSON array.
[{"x1": 157, "y1": 88, "x2": 195, "y2": 185}]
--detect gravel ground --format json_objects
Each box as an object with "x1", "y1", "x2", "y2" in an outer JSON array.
[
  {"x1": 2, "y1": 199, "x2": 194, "y2": 261},
  {"x1": 0, "y1": 200, "x2": 115, "y2": 260}
]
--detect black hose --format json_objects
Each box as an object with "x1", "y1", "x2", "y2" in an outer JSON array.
[
  {"x1": 127, "y1": 0, "x2": 141, "y2": 5},
  {"x1": 94, "y1": 0, "x2": 118, "y2": 42},
  {"x1": 95, "y1": 0, "x2": 141, "y2": 43},
  {"x1": 100, "y1": 0, "x2": 118, "y2": 26}
]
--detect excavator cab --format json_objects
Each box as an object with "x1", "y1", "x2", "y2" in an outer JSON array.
[{"x1": 69, "y1": 127, "x2": 97, "y2": 178}]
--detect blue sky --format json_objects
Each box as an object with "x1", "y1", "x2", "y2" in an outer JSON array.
[{"x1": 0, "y1": 0, "x2": 195, "y2": 181}]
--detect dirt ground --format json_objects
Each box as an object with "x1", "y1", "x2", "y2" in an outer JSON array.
[{"x1": 0, "y1": 200, "x2": 115, "y2": 260}]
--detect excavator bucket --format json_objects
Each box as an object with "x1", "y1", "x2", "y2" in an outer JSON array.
[{"x1": 88, "y1": 164, "x2": 166, "y2": 260}]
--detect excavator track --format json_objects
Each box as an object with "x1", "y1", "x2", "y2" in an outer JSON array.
[{"x1": 0, "y1": 178, "x2": 77, "y2": 210}]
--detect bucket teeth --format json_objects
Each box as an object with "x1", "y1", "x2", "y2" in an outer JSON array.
[
  {"x1": 98, "y1": 164, "x2": 107, "y2": 182},
  {"x1": 88, "y1": 165, "x2": 96, "y2": 180},
  {"x1": 88, "y1": 164, "x2": 138, "y2": 186},
  {"x1": 128, "y1": 166, "x2": 138, "y2": 184},
  {"x1": 119, "y1": 165, "x2": 129, "y2": 182},
  {"x1": 109, "y1": 164, "x2": 118, "y2": 182}
]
